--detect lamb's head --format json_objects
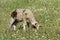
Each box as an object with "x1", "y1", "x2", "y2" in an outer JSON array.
[{"x1": 32, "y1": 22, "x2": 40, "y2": 30}]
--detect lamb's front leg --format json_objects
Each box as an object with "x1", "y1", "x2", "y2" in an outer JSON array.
[
  {"x1": 8, "y1": 17, "x2": 15, "y2": 31},
  {"x1": 22, "y1": 17, "x2": 27, "y2": 31},
  {"x1": 22, "y1": 20, "x2": 27, "y2": 31}
]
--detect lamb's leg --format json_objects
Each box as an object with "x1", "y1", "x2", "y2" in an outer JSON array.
[
  {"x1": 8, "y1": 17, "x2": 15, "y2": 31},
  {"x1": 22, "y1": 15, "x2": 27, "y2": 31},
  {"x1": 22, "y1": 19, "x2": 27, "y2": 31},
  {"x1": 13, "y1": 25, "x2": 16, "y2": 31},
  {"x1": 12, "y1": 19, "x2": 19, "y2": 31}
]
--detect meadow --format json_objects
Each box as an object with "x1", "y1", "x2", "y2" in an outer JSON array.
[{"x1": 0, "y1": 0, "x2": 60, "y2": 40}]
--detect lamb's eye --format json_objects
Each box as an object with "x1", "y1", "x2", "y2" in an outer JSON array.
[{"x1": 35, "y1": 23, "x2": 37, "y2": 25}]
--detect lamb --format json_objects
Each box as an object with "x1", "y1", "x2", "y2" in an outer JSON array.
[{"x1": 8, "y1": 9, "x2": 40, "y2": 31}]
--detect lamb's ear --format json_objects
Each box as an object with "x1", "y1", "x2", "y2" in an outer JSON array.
[{"x1": 11, "y1": 10, "x2": 17, "y2": 18}]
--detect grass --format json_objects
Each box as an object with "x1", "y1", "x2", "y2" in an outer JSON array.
[{"x1": 0, "y1": 0, "x2": 60, "y2": 40}]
